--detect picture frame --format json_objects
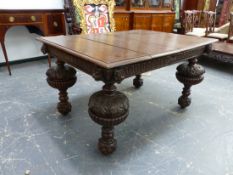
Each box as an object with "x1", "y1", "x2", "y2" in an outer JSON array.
[{"x1": 73, "y1": 0, "x2": 115, "y2": 34}]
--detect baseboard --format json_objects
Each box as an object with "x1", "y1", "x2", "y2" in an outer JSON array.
[{"x1": 0, "y1": 55, "x2": 48, "y2": 67}]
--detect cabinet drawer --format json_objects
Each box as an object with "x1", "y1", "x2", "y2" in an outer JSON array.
[
  {"x1": 0, "y1": 14, "x2": 42, "y2": 24},
  {"x1": 46, "y1": 13, "x2": 65, "y2": 35}
]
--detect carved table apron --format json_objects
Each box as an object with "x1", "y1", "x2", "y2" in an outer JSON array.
[{"x1": 38, "y1": 30, "x2": 217, "y2": 155}]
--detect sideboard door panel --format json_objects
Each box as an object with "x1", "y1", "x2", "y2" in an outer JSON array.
[
  {"x1": 114, "y1": 13, "x2": 132, "y2": 31},
  {"x1": 151, "y1": 14, "x2": 164, "y2": 31},
  {"x1": 163, "y1": 14, "x2": 175, "y2": 32},
  {"x1": 133, "y1": 14, "x2": 152, "y2": 30}
]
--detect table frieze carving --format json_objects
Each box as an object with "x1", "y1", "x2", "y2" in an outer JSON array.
[
  {"x1": 117, "y1": 46, "x2": 206, "y2": 79},
  {"x1": 207, "y1": 51, "x2": 233, "y2": 64},
  {"x1": 44, "y1": 44, "x2": 207, "y2": 84}
]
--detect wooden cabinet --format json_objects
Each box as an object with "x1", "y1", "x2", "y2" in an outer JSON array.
[{"x1": 114, "y1": 0, "x2": 175, "y2": 32}]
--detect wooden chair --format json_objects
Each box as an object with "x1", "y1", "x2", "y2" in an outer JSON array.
[
  {"x1": 205, "y1": 11, "x2": 229, "y2": 41},
  {"x1": 183, "y1": 10, "x2": 193, "y2": 33},
  {"x1": 192, "y1": 10, "x2": 202, "y2": 27},
  {"x1": 64, "y1": 0, "x2": 115, "y2": 34},
  {"x1": 183, "y1": 10, "x2": 206, "y2": 37}
]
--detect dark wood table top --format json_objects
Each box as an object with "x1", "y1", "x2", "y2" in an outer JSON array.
[
  {"x1": 213, "y1": 42, "x2": 233, "y2": 55},
  {"x1": 38, "y1": 30, "x2": 217, "y2": 68}
]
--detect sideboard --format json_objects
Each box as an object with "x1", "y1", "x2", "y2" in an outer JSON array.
[
  {"x1": 113, "y1": 0, "x2": 175, "y2": 32},
  {"x1": 0, "y1": 9, "x2": 66, "y2": 75}
]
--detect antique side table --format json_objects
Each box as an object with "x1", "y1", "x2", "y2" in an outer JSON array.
[
  {"x1": 38, "y1": 30, "x2": 217, "y2": 155},
  {"x1": 0, "y1": 9, "x2": 66, "y2": 75}
]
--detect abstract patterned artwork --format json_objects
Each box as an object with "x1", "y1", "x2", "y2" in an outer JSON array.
[
  {"x1": 73, "y1": 0, "x2": 115, "y2": 34},
  {"x1": 84, "y1": 4, "x2": 111, "y2": 33}
]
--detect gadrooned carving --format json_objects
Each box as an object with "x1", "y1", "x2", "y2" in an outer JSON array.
[
  {"x1": 88, "y1": 84, "x2": 129, "y2": 155},
  {"x1": 88, "y1": 90, "x2": 129, "y2": 126},
  {"x1": 176, "y1": 58, "x2": 205, "y2": 108},
  {"x1": 46, "y1": 61, "x2": 77, "y2": 115}
]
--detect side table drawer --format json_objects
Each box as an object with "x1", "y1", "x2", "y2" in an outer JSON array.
[
  {"x1": 0, "y1": 14, "x2": 42, "y2": 24},
  {"x1": 46, "y1": 13, "x2": 65, "y2": 35}
]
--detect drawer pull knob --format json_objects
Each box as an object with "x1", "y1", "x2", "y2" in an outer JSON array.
[
  {"x1": 31, "y1": 16, "x2": 36, "y2": 22},
  {"x1": 9, "y1": 16, "x2": 15, "y2": 22},
  {"x1": 53, "y1": 21, "x2": 58, "y2": 27}
]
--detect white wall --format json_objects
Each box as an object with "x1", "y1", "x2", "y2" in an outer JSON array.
[
  {"x1": 0, "y1": 0, "x2": 64, "y2": 63},
  {"x1": 0, "y1": 0, "x2": 63, "y2": 9}
]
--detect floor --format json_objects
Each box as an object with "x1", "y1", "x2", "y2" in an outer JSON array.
[{"x1": 0, "y1": 59, "x2": 232, "y2": 175}]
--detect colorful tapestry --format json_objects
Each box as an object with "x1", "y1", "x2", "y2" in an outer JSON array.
[{"x1": 84, "y1": 4, "x2": 111, "y2": 34}]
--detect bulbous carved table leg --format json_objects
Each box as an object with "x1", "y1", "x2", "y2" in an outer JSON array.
[
  {"x1": 133, "y1": 74, "x2": 143, "y2": 88},
  {"x1": 176, "y1": 58, "x2": 205, "y2": 108},
  {"x1": 88, "y1": 83, "x2": 129, "y2": 155},
  {"x1": 46, "y1": 60, "x2": 77, "y2": 115}
]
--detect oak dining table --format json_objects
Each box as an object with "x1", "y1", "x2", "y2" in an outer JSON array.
[{"x1": 38, "y1": 30, "x2": 217, "y2": 155}]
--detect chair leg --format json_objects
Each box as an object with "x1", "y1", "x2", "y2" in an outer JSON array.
[{"x1": 0, "y1": 41, "x2": 11, "y2": 75}]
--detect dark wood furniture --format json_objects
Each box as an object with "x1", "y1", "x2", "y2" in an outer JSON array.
[
  {"x1": 183, "y1": 0, "x2": 217, "y2": 12},
  {"x1": 38, "y1": 30, "x2": 216, "y2": 155},
  {"x1": 205, "y1": 11, "x2": 229, "y2": 41},
  {"x1": 207, "y1": 42, "x2": 233, "y2": 64},
  {"x1": 182, "y1": 0, "x2": 233, "y2": 27},
  {"x1": 183, "y1": 10, "x2": 195, "y2": 33},
  {"x1": 0, "y1": 9, "x2": 66, "y2": 75},
  {"x1": 114, "y1": 0, "x2": 176, "y2": 32},
  {"x1": 228, "y1": 12, "x2": 233, "y2": 42},
  {"x1": 64, "y1": 0, "x2": 175, "y2": 33},
  {"x1": 182, "y1": 10, "x2": 207, "y2": 37}
]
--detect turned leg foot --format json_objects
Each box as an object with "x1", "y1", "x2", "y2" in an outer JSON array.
[
  {"x1": 178, "y1": 85, "x2": 191, "y2": 108},
  {"x1": 176, "y1": 58, "x2": 205, "y2": 108},
  {"x1": 57, "y1": 90, "x2": 72, "y2": 115},
  {"x1": 133, "y1": 74, "x2": 143, "y2": 88},
  {"x1": 98, "y1": 126, "x2": 117, "y2": 155},
  {"x1": 46, "y1": 60, "x2": 77, "y2": 115},
  {"x1": 88, "y1": 84, "x2": 129, "y2": 155}
]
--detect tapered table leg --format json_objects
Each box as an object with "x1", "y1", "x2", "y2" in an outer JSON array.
[
  {"x1": 88, "y1": 83, "x2": 129, "y2": 155},
  {"x1": 176, "y1": 58, "x2": 205, "y2": 108},
  {"x1": 133, "y1": 74, "x2": 143, "y2": 88},
  {"x1": 1, "y1": 41, "x2": 11, "y2": 75},
  {"x1": 46, "y1": 60, "x2": 77, "y2": 115}
]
